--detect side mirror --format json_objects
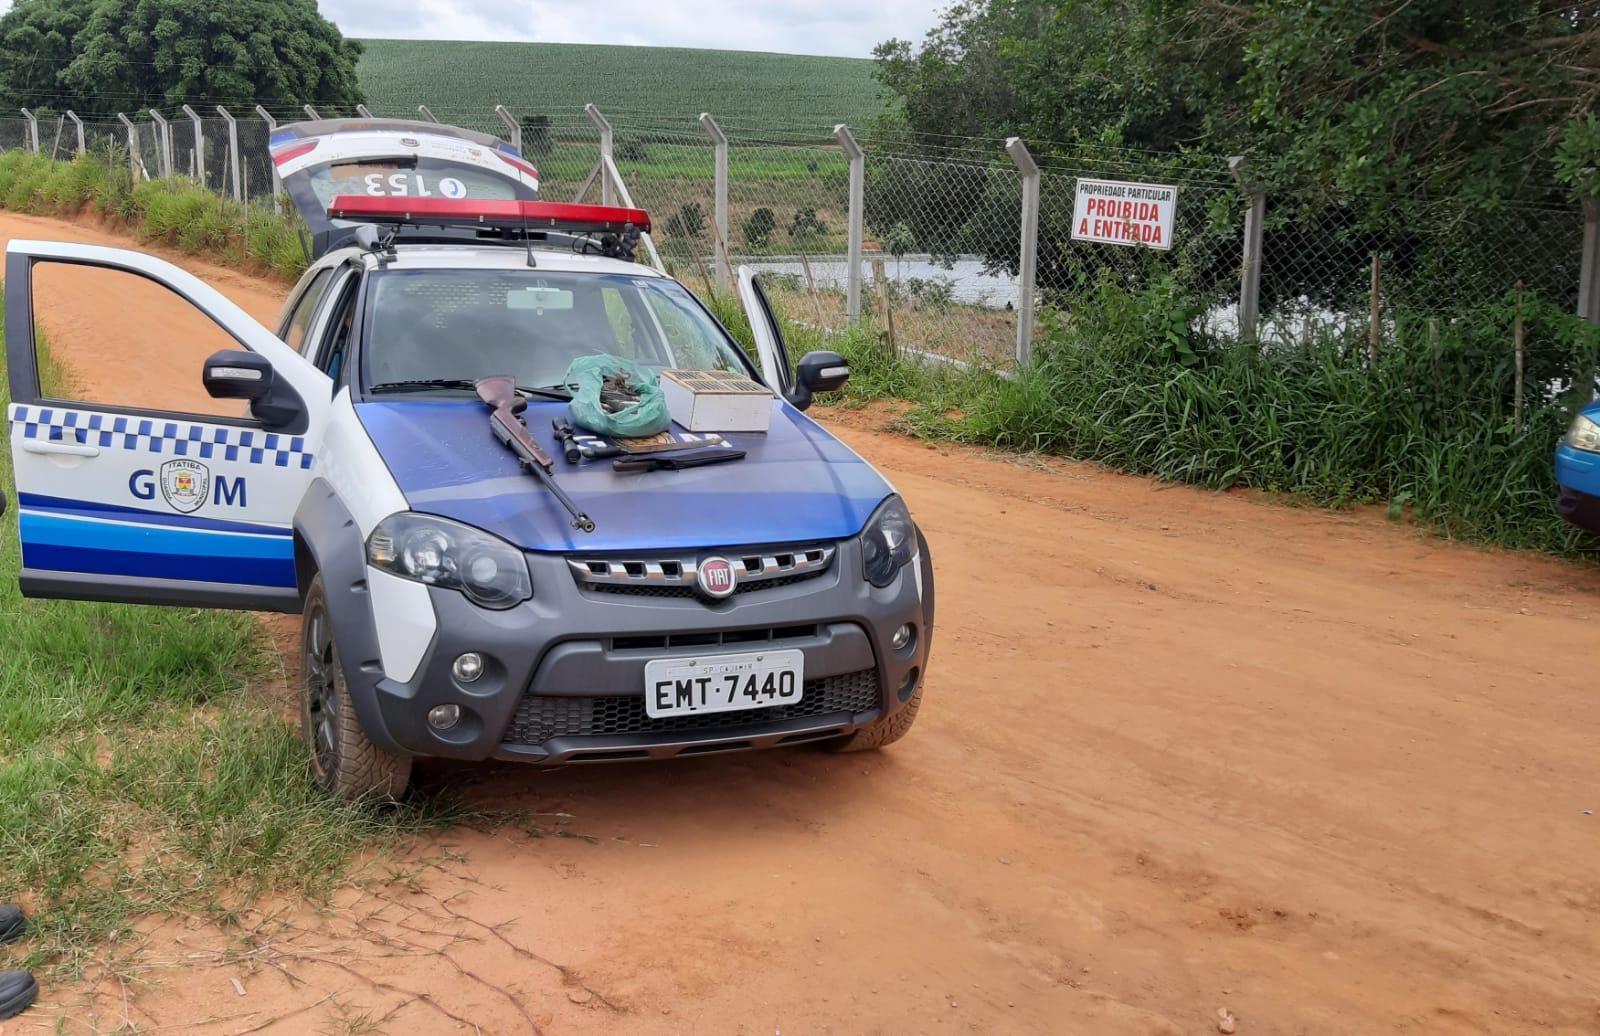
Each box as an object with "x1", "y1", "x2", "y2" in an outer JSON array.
[
  {"x1": 787, "y1": 350, "x2": 850, "y2": 412},
  {"x1": 203, "y1": 349, "x2": 273, "y2": 401},
  {"x1": 203, "y1": 349, "x2": 306, "y2": 430}
]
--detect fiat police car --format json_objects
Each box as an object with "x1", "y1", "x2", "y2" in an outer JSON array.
[{"x1": 4, "y1": 120, "x2": 934, "y2": 800}]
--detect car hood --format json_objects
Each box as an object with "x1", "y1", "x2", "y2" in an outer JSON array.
[{"x1": 356, "y1": 399, "x2": 893, "y2": 552}]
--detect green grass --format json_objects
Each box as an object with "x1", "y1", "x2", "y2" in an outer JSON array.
[
  {"x1": 0, "y1": 273, "x2": 441, "y2": 979},
  {"x1": 756, "y1": 273, "x2": 1600, "y2": 560},
  {"x1": 355, "y1": 38, "x2": 885, "y2": 144},
  {"x1": 0, "y1": 147, "x2": 310, "y2": 282}
]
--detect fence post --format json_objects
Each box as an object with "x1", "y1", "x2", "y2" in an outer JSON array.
[
  {"x1": 834, "y1": 124, "x2": 864, "y2": 325},
  {"x1": 586, "y1": 103, "x2": 614, "y2": 205},
  {"x1": 19, "y1": 109, "x2": 38, "y2": 153},
  {"x1": 116, "y1": 113, "x2": 140, "y2": 180},
  {"x1": 148, "y1": 110, "x2": 173, "y2": 177},
  {"x1": 65, "y1": 110, "x2": 84, "y2": 155},
  {"x1": 254, "y1": 105, "x2": 281, "y2": 214},
  {"x1": 356, "y1": 104, "x2": 373, "y2": 118},
  {"x1": 495, "y1": 104, "x2": 520, "y2": 153},
  {"x1": 1580, "y1": 197, "x2": 1599, "y2": 326},
  {"x1": 1229, "y1": 155, "x2": 1265, "y2": 344},
  {"x1": 1006, "y1": 137, "x2": 1041, "y2": 367},
  {"x1": 417, "y1": 104, "x2": 438, "y2": 123},
  {"x1": 216, "y1": 106, "x2": 241, "y2": 201},
  {"x1": 699, "y1": 113, "x2": 730, "y2": 293},
  {"x1": 180, "y1": 104, "x2": 204, "y2": 182}
]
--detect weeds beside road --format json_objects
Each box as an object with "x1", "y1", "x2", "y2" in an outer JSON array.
[{"x1": 0, "y1": 306, "x2": 447, "y2": 977}]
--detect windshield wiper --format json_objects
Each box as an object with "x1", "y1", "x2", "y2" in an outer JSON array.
[
  {"x1": 369, "y1": 378, "x2": 482, "y2": 394},
  {"x1": 369, "y1": 379, "x2": 572, "y2": 400}
]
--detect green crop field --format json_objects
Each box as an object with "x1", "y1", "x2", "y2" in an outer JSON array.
[{"x1": 355, "y1": 38, "x2": 887, "y2": 144}]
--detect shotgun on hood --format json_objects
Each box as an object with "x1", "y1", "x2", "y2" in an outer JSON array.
[{"x1": 475, "y1": 375, "x2": 596, "y2": 533}]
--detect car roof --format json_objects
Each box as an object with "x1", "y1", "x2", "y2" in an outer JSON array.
[{"x1": 328, "y1": 242, "x2": 670, "y2": 278}]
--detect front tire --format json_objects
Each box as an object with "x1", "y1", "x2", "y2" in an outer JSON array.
[
  {"x1": 832, "y1": 685, "x2": 923, "y2": 752},
  {"x1": 301, "y1": 575, "x2": 412, "y2": 803}
]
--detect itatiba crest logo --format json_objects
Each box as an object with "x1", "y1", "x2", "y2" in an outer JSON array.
[{"x1": 160, "y1": 459, "x2": 210, "y2": 514}]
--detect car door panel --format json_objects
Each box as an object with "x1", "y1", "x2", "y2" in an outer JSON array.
[
  {"x1": 735, "y1": 265, "x2": 793, "y2": 394},
  {"x1": 5, "y1": 240, "x2": 331, "y2": 611}
]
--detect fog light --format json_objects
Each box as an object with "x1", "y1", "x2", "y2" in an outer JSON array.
[
  {"x1": 891, "y1": 624, "x2": 914, "y2": 650},
  {"x1": 427, "y1": 703, "x2": 462, "y2": 730},
  {"x1": 452, "y1": 652, "x2": 485, "y2": 683}
]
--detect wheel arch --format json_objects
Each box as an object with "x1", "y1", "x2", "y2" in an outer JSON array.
[{"x1": 292, "y1": 478, "x2": 409, "y2": 755}]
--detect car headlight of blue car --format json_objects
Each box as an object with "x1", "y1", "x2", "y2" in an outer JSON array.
[
  {"x1": 1565, "y1": 413, "x2": 1600, "y2": 453},
  {"x1": 367, "y1": 513, "x2": 532, "y2": 609},
  {"x1": 860, "y1": 495, "x2": 919, "y2": 588}
]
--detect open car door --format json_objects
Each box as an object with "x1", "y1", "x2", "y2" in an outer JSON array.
[
  {"x1": 735, "y1": 265, "x2": 794, "y2": 394},
  {"x1": 271, "y1": 118, "x2": 541, "y2": 257},
  {"x1": 5, "y1": 241, "x2": 331, "y2": 611}
]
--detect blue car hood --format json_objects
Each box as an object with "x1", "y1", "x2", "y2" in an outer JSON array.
[{"x1": 356, "y1": 399, "x2": 893, "y2": 552}]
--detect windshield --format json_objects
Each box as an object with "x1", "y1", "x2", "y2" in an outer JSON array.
[{"x1": 360, "y1": 270, "x2": 754, "y2": 394}]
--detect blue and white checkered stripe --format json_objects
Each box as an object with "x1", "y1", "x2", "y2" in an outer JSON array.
[{"x1": 9, "y1": 405, "x2": 314, "y2": 470}]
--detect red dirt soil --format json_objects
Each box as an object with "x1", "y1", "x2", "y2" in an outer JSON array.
[{"x1": 4, "y1": 209, "x2": 1600, "y2": 1034}]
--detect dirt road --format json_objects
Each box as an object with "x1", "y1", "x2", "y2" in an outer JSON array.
[{"x1": 5, "y1": 210, "x2": 1600, "y2": 1034}]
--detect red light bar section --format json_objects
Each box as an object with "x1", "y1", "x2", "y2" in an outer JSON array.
[{"x1": 326, "y1": 196, "x2": 651, "y2": 233}]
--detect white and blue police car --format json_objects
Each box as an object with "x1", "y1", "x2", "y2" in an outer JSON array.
[{"x1": 4, "y1": 120, "x2": 934, "y2": 800}]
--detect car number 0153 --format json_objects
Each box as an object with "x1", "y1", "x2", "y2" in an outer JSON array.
[{"x1": 643, "y1": 649, "x2": 805, "y2": 719}]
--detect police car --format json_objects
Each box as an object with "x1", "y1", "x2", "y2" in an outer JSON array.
[{"x1": 4, "y1": 120, "x2": 934, "y2": 800}]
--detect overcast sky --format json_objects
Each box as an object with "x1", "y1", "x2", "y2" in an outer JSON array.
[{"x1": 0, "y1": 1, "x2": 943, "y2": 60}]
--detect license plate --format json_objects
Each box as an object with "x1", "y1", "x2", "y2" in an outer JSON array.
[{"x1": 643, "y1": 649, "x2": 805, "y2": 719}]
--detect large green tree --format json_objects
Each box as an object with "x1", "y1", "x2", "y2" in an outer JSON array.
[
  {"x1": 0, "y1": 0, "x2": 364, "y2": 114},
  {"x1": 871, "y1": 1, "x2": 1600, "y2": 308}
]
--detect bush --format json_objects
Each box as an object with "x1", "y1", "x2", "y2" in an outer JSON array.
[{"x1": 743, "y1": 206, "x2": 776, "y2": 248}]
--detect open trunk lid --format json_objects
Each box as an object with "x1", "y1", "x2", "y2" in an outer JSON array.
[{"x1": 270, "y1": 118, "x2": 540, "y2": 256}]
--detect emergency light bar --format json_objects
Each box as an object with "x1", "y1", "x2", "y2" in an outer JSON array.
[{"x1": 327, "y1": 196, "x2": 652, "y2": 234}]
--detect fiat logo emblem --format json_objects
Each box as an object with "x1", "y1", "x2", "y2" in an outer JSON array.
[{"x1": 696, "y1": 556, "x2": 738, "y2": 599}]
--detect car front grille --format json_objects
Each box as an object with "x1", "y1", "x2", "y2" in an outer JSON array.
[
  {"x1": 567, "y1": 545, "x2": 835, "y2": 598},
  {"x1": 503, "y1": 670, "x2": 881, "y2": 747}
]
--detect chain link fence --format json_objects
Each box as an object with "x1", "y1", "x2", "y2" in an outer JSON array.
[{"x1": 0, "y1": 104, "x2": 1594, "y2": 365}]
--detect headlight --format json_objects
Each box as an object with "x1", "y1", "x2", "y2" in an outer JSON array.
[
  {"x1": 367, "y1": 513, "x2": 532, "y2": 609},
  {"x1": 1566, "y1": 413, "x2": 1600, "y2": 453},
  {"x1": 860, "y1": 495, "x2": 918, "y2": 588}
]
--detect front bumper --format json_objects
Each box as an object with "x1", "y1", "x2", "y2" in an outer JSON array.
[
  {"x1": 355, "y1": 534, "x2": 933, "y2": 763},
  {"x1": 1555, "y1": 442, "x2": 1600, "y2": 534}
]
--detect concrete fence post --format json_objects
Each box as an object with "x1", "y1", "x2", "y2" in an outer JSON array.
[
  {"x1": 699, "y1": 113, "x2": 730, "y2": 292},
  {"x1": 834, "y1": 124, "x2": 865, "y2": 325},
  {"x1": 148, "y1": 110, "x2": 173, "y2": 177},
  {"x1": 255, "y1": 106, "x2": 280, "y2": 214},
  {"x1": 495, "y1": 104, "x2": 521, "y2": 153},
  {"x1": 1229, "y1": 156, "x2": 1266, "y2": 344},
  {"x1": 19, "y1": 109, "x2": 38, "y2": 153},
  {"x1": 216, "y1": 106, "x2": 241, "y2": 201},
  {"x1": 586, "y1": 103, "x2": 615, "y2": 206},
  {"x1": 1581, "y1": 197, "x2": 1599, "y2": 327},
  {"x1": 356, "y1": 104, "x2": 373, "y2": 118},
  {"x1": 1006, "y1": 137, "x2": 1041, "y2": 367},
  {"x1": 116, "y1": 113, "x2": 139, "y2": 180},
  {"x1": 180, "y1": 104, "x2": 204, "y2": 183},
  {"x1": 417, "y1": 104, "x2": 438, "y2": 123},
  {"x1": 64, "y1": 110, "x2": 84, "y2": 155},
  {"x1": 303, "y1": 105, "x2": 320, "y2": 121}
]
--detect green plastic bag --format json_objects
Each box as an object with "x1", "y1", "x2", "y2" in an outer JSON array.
[{"x1": 562, "y1": 354, "x2": 671, "y2": 438}]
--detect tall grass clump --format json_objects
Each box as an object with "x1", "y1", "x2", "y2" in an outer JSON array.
[
  {"x1": 0, "y1": 145, "x2": 308, "y2": 281},
  {"x1": 830, "y1": 272, "x2": 1600, "y2": 558}
]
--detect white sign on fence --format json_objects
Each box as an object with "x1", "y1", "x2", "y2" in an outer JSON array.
[{"x1": 1071, "y1": 178, "x2": 1178, "y2": 251}]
